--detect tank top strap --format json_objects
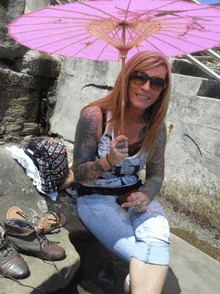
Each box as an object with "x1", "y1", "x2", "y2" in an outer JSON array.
[
  {"x1": 100, "y1": 108, "x2": 106, "y2": 135},
  {"x1": 103, "y1": 111, "x2": 114, "y2": 139}
]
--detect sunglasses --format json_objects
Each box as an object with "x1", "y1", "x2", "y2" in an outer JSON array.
[{"x1": 130, "y1": 71, "x2": 166, "y2": 91}]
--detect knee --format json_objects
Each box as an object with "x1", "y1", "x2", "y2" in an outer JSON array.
[
  {"x1": 135, "y1": 215, "x2": 170, "y2": 244},
  {"x1": 133, "y1": 216, "x2": 170, "y2": 264}
]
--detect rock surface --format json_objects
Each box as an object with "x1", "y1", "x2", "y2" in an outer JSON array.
[
  {"x1": 0, "y1": 50, "x2": 61, "y2": 141},
  {"x1": 0, "y1": 145, "x2": 80, "y2": 294},
  {"x1": 19, "y1": 50, "x2": 62, "y2": 78},
  {"x1": 0, "y1": 0, "x2": 28, "y2": 59},
  {"x1": 0, "y1": 141, "x2": 219, "y2": 293}
]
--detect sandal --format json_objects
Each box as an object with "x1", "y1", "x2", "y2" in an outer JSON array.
[
  {"x1": 6, "y1": 206, "x2": 66, "y2": 234},
  {"x1": 38, "y1": 211, "x2": 66, "y2": 234},
  {"x1": 6, "y1": 206, "x2": 39, "y2": 221}
]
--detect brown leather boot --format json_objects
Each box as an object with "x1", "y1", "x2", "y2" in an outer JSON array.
[
  {"x1": 0, "y1": 226, "x2": 30, "y2": 279},
  {"x1": 4, "y1": 219, "x2": 66, "y2": 261}
]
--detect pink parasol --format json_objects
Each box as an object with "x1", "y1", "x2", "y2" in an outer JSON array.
[{"x1": 8, "y1": 0, "x2": 220, "y2": 133}]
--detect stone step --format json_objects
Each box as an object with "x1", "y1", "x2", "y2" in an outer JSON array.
[
  {"x1": 169, "y1": 234, "x2": 220, "y2": 294},
  {"x1": 170, "y1": 58, "x2": 220, "y2": 99}
]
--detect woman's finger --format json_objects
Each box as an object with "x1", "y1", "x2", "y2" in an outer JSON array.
[
  {"x1": 127, "y1": 192, "x2": 143, "y2": 202},
  {"x1": 116, "y1": 134, "x2": 129, "y2": 142},
  {"x1": 134, "y1": 203, "x2": 147, "y2": 213},
  {"x1": 119, "y1": 148, "x2": 128, "y2": 154}
]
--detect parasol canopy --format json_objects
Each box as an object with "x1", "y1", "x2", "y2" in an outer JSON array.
[
  {"x1": 8, "y1": 0, "x2": 220, "y2": 60},
  {"x1": 8, "y1": 0, "x2": 220, "y2": 132}
]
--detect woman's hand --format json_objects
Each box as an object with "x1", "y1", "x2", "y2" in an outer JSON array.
[
  {"x1": 121, "y1": 191, "x2": 151, "y2": 212},
  {"x1": 107, "y1": 135, "x2": 129, "y2": 166}
]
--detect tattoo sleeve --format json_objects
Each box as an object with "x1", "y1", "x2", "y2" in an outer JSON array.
[
  {"x1": 140, "y1": 124, "x2": 167, "y2": 203},
  {"x1": 72, "y1": 108, "x2": 106, "y2": 183}
]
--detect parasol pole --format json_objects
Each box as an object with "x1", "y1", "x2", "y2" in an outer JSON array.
[
  {"x1": 119, "y1": 21, "x2": 128, "y2": 135},
  {"x1": 120, "y1": 51, "x2": 127, "y2": 135}
]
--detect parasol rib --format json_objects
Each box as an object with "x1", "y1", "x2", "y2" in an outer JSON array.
[
  {"x1": 102, "y1": 19, "x2": 122, "y2": 45},
  {"x1": 125, "y1": 21, "x2": 162, "y2": 48},
  {"x1": 42, "y1": 6, "x2": 120, "y2": 21},
  {"x1": 95, "y1": 42, "x2": 120, "y2": 61},
  {"x1": 124, "y1": 18, "x2": 153, "y2": 47},
  {"x1": 34, "y1": 34, "x2": 95, "y2": 53},
  {"x1": 9, "y1": 26, "x2": 87, "y2": 36},
  {"x1": 144, "y1": 38, "x2": 169, "y2": 57},
  {"x1": 78, "y1": 1, "x2": 121, "y2": 21},
  {"x1": 149, "y1": 34, "x2": 206, "y2": 55},
  {"x1": 16, "y1": 29, "x2": 92, "y2": 45},
  {"x1": 124, "y1": 0, "x2": 132, "y2": 23},
  {"x1": 70, "y1": 38, "x2": 115, "y2": 60},
  {"x1": 13, "y1": 15, "x2": 109, "y2": 23},
  {"x1": 153, "y1": 30, "x2": 220, "y2": 47},
  {"x1": 115, "y1": 0, "x2": 180, "y2": 19},
  {"x1": 158, "y1": 27, "x2": 220, "y2": 37},
  {"x1": 88, "y1": 19, "x2": 122, "y2": 47},
  {"x1": 106, "y1": 21, "x2": 122, "y2": 46}
]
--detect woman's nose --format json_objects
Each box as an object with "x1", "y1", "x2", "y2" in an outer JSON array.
[{"x1": 141, "y1": 80, "x2": 151, "y2": 91}]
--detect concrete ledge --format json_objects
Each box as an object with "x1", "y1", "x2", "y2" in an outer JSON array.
[
  {"x1": 0, "y1": 229, "x2": 80, "y2": 294},
  {"x1": 170, "y1": 233, "x2": 220, "y2": 294}
]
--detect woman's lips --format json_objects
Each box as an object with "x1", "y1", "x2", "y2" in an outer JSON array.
[{"x1": 136, "y1": 94, "x2": 150, "y2": 100}]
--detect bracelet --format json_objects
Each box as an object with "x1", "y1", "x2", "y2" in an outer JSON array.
[{"x1": 106, "y1": 154, "x2": 114, "y2": 167}]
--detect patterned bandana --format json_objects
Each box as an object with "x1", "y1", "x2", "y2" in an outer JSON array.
[{"x1": 24, "y1": 139, "x2": 68, "y2": 193}]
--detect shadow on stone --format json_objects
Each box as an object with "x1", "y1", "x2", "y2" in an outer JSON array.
[
  {"x1": 163, "y1": 268, "x2": 181, "y2": 294},
  {"x1": 197, "y1": 79, "x2": 220, "y2": 99}
]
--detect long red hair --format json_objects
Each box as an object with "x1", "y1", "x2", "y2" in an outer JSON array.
[{"x1": 86, "y1": 51, "x2": 171, "y2": 157}]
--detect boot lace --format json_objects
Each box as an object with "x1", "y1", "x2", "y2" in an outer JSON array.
[
  {"x1": 35, "y1": 231, "x2": 61, "y2": 278},
  {"x1": 0, "y1": 235, "x2": 14, "y2": 258},
  {"x1": 0, "y1": 234, "x2": 45, "y2": 291},
  {"x1": 36, "y1": 230, "x2": 58, "y2": 255}
]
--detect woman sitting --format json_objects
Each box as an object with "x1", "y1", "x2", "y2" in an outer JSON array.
[{"x1": 72, "y1": 51, "x2": 171, "y2": 294}]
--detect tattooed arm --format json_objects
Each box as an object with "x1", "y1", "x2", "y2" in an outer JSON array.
[
  {"x1": 140, "y1": 123, "x2": 167, "y2": 203},
  {"x1": 73, "y1": 106, "x2": 128, "y2": 183},
  {"x1": 121, "y1": 123, "x2": 167, "y2": 211},
  {"x1": 73, "y1": 106, "x2": 109, "y2": 183}
]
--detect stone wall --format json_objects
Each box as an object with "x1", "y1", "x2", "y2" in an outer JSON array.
[
  {"x1": 25, "y1": 0, "x2": 50, "y2": 11},
  {"x1": 164, "y1": 74, "x2": 220, "y2": 229},
  {"x1": 49, "y1": 57, "x2": 121, "y2": 140},
  {"x1": 0, "y1": 50, "x2": 61, "y2": 142},
  {"x1": 0, "y1": 1, "x2": 61, "y2": 142}
]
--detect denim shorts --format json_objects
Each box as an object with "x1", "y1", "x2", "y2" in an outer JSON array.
[{"x1": 76, "y1": 194, "x2": 170, "y2": 265}]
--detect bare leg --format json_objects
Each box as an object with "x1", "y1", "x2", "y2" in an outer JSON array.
[{"x1": 129, "y1": 257, "x2": 168, "y2": 294}]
